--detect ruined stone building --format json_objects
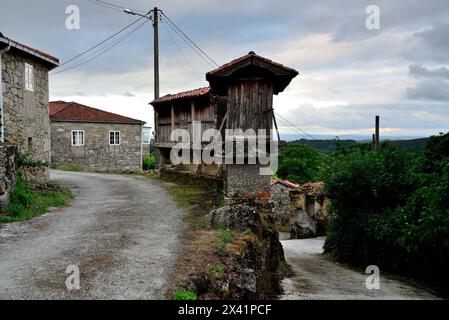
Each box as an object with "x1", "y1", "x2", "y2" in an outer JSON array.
[
  {"x1": 271, "y1": 178, "x2": 301, "y2": 226},
  {"x1": 289, "y1": 182, "x2": 330, "y2": 239},
  {"x1": 49, "y1": 101, "x2": 145, "y2": 171},
  {"x1": 0, "y1": 32, "x2": 59, "y2": 162}
]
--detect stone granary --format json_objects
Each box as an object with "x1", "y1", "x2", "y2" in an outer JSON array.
[
  {"x1": 0, "y1": 32, "x2": 59, "y2": 162},
  {"x1": 270, "y1": 178, "x2": 300, "y2": 226},
  {"x1": 49, "y1": 101, "x2": 145, "y2": 171},
  {"x1": 289, "y1": 182, "x2": 330, "y2": 239}
]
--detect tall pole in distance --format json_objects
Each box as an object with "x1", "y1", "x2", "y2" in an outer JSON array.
[
  {"x1": 375, "y1": 115, "x2": 380, "y2": 149},
  {"x1": 153, "y1": 7, "x2": 159, "y2": 100}
]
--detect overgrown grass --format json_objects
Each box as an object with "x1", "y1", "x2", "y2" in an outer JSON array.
[
  {"x1": 172, "y1": 290, "x2": 197, "y2": 300},
  {"x1": 51, "y1": 163, "x2": 85, "y2": 172},
  {"x1": 0, "y1": 175, "x2": 73, "y2": 223},
  {"x1": 142, "y1": 154, "x2": 156, "y2": 171}
]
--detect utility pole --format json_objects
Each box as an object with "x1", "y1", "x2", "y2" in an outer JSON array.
[
  {"x1": 153, "y1": 7, "x2": 159, "y2": 100},
  {"x1": 374, "y1": 115, "x2": 380, "y2": 149},
  {"x1": 123, "y1": 7, "x2": 160, "y2": 165}
]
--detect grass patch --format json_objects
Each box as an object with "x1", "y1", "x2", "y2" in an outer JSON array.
[
  {"x1": 205, "y1": 264, "x2": 227, "y2": 275},
  {"x1": 218, "y1": 227, "x2": 234, "y2": 243},
  {"x1": 0, "y1": 175, "x2": 73, "y2": 223},
  {"x1": 172, "y1": 290, "x2": 197, "y2": 300},
  {"x1": 167, "y1": 184, "x2": 205, "y2": 208},
  {"x1": 51, "y1": 163, "x2": 85, "y2": 172}
]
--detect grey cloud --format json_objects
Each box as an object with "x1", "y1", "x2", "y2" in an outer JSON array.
[
  {"x1": 409, "y1": 64, "x2": 449, "y2": 79},
  {"x1": 406, "y1": 79, "x2": 449, "y2": 101},
  {"x1": 284, "y1": 101, "x2": 449, "y2": 131}
]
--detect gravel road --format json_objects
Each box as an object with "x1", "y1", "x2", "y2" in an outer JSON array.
[
  {"x1": 281, "y1": 237, "x2": 441, "y2": 300},
  {"x1": 0, "y1": 170, "x2": 184, "y2": 300}
]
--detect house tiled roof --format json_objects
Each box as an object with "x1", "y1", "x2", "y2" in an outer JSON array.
[
  {"x1": 49, "y1": 101, "x2": 145, "y2": 125},
  {"x1": 271, "y1": 178, "x2": 301, "y2": 189},
  {"x1": 296, "y1": 182, "x2": 325, "y2": 196},
  {"x1": 206, "y1": 51, "x2": 298, "y2": 77},
  {"x1": 150, "y1": 87, "x2": 211, "y2": 105},
  {"x1": 0, "y1": 32, "x2": 59, "y2": 67}
]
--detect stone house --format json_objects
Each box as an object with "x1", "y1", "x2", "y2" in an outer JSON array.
[
  {"x1": 0, "y1": 32, "x2": 59, "y2": 162},
  {"x1": 49, "y1": 101, "x2": 145, "y2": 171},
  {"x1": 271, "y1": 178, "x2": 300, "y2": 226},
  {"x1": 289, "y1": 182, "x2": 330, "y2": 239}
]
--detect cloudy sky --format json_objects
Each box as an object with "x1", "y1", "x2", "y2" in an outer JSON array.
[{"x1": 1, "y1": 0, "x2": 448, "y2": 139}]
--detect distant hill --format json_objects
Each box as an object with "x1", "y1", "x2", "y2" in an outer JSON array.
[
  {"x1": 388, "y1": 138, "x2": 429, "y2": 153},
  {"x1": 288, "y1": 139, "x2": 357, "y2": 153},
  {"x1": 288, "y1": 138, "x2": 429, "y2": 153}
]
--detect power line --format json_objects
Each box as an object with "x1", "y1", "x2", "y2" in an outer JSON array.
[
  {"x1": 160, "y1": 16, "x2": 202, "y2": 81},
  {"x1": 275, "y1": 116, "x2": 309, "y2": 140},
  {"x1": 54, "y1": 11, "x2": 151, "y2": 70},
  {"x1": 160, "y1": 11, "x2": 219, "y2": 68},
  {"x1": 161, "y1": 16, "x2": 215, "y2": 69},
  {"x1": 87, "y1": 0, "x2": 147, "y2": 13},
  {"x1": 52, "y1": 19, "x2": 149, "y2": 75},
  {"x1": 274, "y1": 111, "x2": 318, "y2": 140}
]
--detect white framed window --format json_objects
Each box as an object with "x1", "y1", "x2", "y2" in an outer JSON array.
[
  {"x1": 142, "y1": 128, "x2": 151, "y2": 145},
  {"x1": 71, "y1": 130, "x2": 84, "y2": 146},
  {"x1": 109, "y1": 131, "x2": 120, "y2": 145},
  {"x1": 25, "y1": 63, "x2": 34, "y2": 92}
]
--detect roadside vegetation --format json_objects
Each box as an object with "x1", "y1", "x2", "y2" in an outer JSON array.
[
  {"x1": 0, "y1": 173, "x2": 73, "y2": 223},
  {"x1": 320, "y1": 132, "x2": 449, "y2": 294},
  {"x1": 142, "y1": 154, "x2": 156, "y2": 171},
  {"x1": 50, "y1": 163, "x2": 85, "y2": 172}
]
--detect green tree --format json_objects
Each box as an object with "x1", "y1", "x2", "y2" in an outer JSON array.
[{"x1": 277, "y1": 144, "x2": 325, "y2": 184}]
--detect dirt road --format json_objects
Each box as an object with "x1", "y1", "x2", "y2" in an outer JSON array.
[
  {"x1": 281, "y1": 237, "x2": 441, "y2": 300},
  {"x1": 0, "y1": 170, "x2": 184, "y2": 300}
]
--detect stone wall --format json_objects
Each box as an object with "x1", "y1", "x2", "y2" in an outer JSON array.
[
  {"x1": 50, "y1": 121, "x2": 143, "y2": 171},
  {"x1": 1, "y1": 50, "x2": 51, "y2": 162},
  {"x1": 224, "y1": 164, "x2": 271, "y2": 204},
  {"x1": 0, "y1": 143, "x2": 18, "y2": 211},
  {"x1": 19, "y1": 166, "x2": 50, "y2": 182},
  {"x1": 271, "y1": 183, "x2": 293, "y2": 226}
]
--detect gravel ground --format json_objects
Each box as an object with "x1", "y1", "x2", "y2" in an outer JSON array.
[
  {"x1": 0, "y1": 170, "x2": 184, "y2": 300},
  {"x1": 281, "y1": 237, "x2": 442, "y2": 300}
]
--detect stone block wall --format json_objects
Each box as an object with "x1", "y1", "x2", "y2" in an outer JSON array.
[
  {"x1": 271, "y1": 183, "x2": 293, "y2": 226},
  {"x1": 0, "y1": 143, "x2": 18, "y2": 211},
  {"x1": 50, "y1": 121, "x2": 142, "y2": 171},
  {"x1": 224, "y1": 164, "x2": 271, "y2": 204},
  {"x1": 1, "y1": 50, "x2": 51, "y2": 162}
]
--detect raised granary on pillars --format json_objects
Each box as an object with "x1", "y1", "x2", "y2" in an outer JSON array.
[{"x1": 206, "y1": 51, "x2": 299, "y2": 204}]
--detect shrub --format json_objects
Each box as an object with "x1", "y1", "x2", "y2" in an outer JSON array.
[
  {"x1": 7, "y1": 175, "x2": 33, "y2": 215},
  {"x1": 172, "y1": 290, "x2": 197, "y2": 300},
  {"x1": 218, "y1": 228, "x2": 233, "y2": 243},
  {"x1": 323, "y1": 138, "x2": 449, "y2": 292},
  {"x1": 142, "y1": 154, "x2": 156, "y2": 171}
]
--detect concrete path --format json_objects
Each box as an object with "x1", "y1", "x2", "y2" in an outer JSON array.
[
  {"x1": 0, "y1": 170, "x2": 184, "y2": 300},
  {"x1": 281, "y1": 237, "x2": 441, "y2": 300}
]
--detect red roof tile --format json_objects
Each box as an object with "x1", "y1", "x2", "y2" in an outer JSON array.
[
  {"x1": 0, "y1": 32, "x2": 59, "y2": 66},
  {"x1": 49, "y1": 101, "x2": 145, "y2": 125},
  {"x1": 150, "y1": 87, "x2": 211, "y2": 105},
  {"x1": 207, "y1": 51, "x2": 298, "y2": 77}
]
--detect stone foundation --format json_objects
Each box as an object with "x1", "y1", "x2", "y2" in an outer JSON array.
[{"x1": 0, "y1": 143, "x2": 18, "y2": 211}]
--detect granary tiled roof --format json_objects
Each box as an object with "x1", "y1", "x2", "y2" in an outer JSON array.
[
  {"x1": 0, "y1": 32, "x2": 59, "y2": 67},
  {"x1": 49, "y1": 101, "x2": 145, "y2": 125},
  {"x1": 207, "y1": 51, "x2": 298, "y2": 77},
  {"x1": 150, "y1": 87, "x2": 211, "y2": 105},
  {"x1": 271, "y1": 178, "x2": 301, "y2": 189}
]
